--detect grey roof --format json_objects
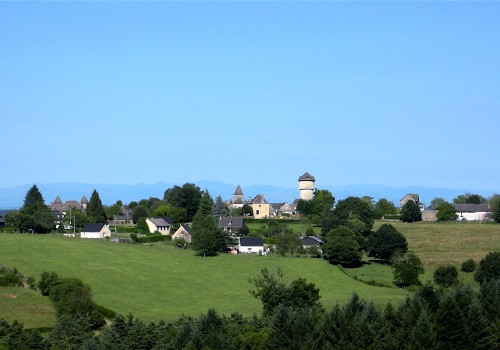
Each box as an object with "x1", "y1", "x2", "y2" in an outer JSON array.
[
  {"x1": 452, "y1": 204, "x2": 490, "y2": 213},
  {"x1": 232, "y1": 197, "x2": 245, "y2": 205},
  {"x1": 0, "y1": 216, "x2": 5, "y2": 224},
  {"x1": 218, "y1": 216, "x2": 244, "y2": 229},
  {"x1": 81, "y1": 195, "x2": 88, "y2": 204},
  {"x1": 179, "y1": 223, "x2": 192, "y2": 234},
  {"x1": 298, "y1": 172, "x2": 315, "y2": 181},
  {"x1": 148, "y1": 217, "x2": 172, "y2": 227},
  {"x1": 82, "y1": 223, "x2": 106, "y2": 232},
  {"x1": 54, "y1": 195, "x2": 63, "y2": 204},
  {"x1": 240, "y1": 237, "x2": 263, "y2": 247},
  {"x1": 400, "y1": 193, "x2": 419, "y2": 202},
  {"x1": 234, "y1": 185, "x2": 243, "y2": 196},
  {"x1": 270, "y1": 203, "x2": 284, "y2": 211},
  {"x1": 252, "y1": 194, "x2": 268, "y2": 204},
  {"x1": 302, "y1": 236, "x2": 324, "y2": 245}
]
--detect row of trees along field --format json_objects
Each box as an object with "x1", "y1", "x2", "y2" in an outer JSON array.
[{"x1": 1, "y1": 259, "x2": 499, "y2": 350}]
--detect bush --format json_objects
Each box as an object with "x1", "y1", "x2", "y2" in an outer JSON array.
[
  {"x1": 433, "y1": 265, "x2": 459, "y2": 288},
  {"x1": 461, "y1": 259, "x2": 476, "y2": 273},
  {"x1": 475, "y1": 251, "x2": 500, "y2": 284}
]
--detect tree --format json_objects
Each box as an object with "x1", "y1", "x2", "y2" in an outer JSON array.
[
  {"x1": 152, "y1": 204, "x2": 186, "y2": 224},
  {"x1": 461, "y1": 259, "x2": 476, "y2": 272},
  {"x1": 453, "y1": 192, "x2": 487, "y2": 204},
  {"x1": 296, "y1": 189, "x2": 335, "y2": 224},
  {"x1": 198, "y1": 190, "x2": 214, "y2": 217},
  {"x1": 391, "y1": 252, "x2": 424, "y2": 287},
  {"x1": 276, "y1": 229, "x2": 302, "y2": 256},
  {"x1": 492, "y1": 195, "x2": 500, "y2": 223},
  {"x1": 249, "y1": 268, "x2": 320, "y2": 316},
  {"x1": 429, "y1": 197, "x2": 447, "y2": 210},
  {"x1": 322, "y1": 196, "x2": 374, "y2": 236},
  {"x1": 367, "y1": 223, "x2": 407, "y2": 261},
  {"x1": 86, "y1": 189, "x2": 107, "y2": 223},
  {"x1": 191, "y1": 197, "x2": 227, "y2": 257},
  {"x1": 435, "y1": 296, "x2": 468, "y2": 350},
  {"x1": 436, "y1": 202, "x2": 458, "y2": 221},
  {"x1": 132, "y1": 205, "x2": 149, "y2": 224},
  {"x1": 433, "y1": 265, "x2": 459, "y2": 288},
  {"x1": 373, "y1": 198, "x2": 397, "y2": 219},
  {"x1": 322, "y1": 235, "x2": 361, "y2": 267},
  {"x1": 164, "y1": 183, "x2": 202, "y2": 221},
  {"x1": 106, "y1": 200, "x2": 123, "y2": 221},
  {"x1": 474, "y1": 251, "x2": 500, "y2": 284},
  {"x1": 38, "y1": 271, "x2": 61, "y2": 296},
  {"x1": 400, "y1": 200, "x2": 422, "y2": 223},
  {"x1": 212, "y1": 195, "x2": 229, "y2": 219},
  {"x1": 22, "y1": 184, "x2": 45, "y2": 209}
]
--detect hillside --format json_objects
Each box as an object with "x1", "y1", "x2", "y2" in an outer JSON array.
[{"x1": 0, "y1": 234, "x2": 407, "y2": 322}]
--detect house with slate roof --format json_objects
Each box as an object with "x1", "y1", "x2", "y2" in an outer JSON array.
[
  {"x1": 172, "y1": 224, "x2": 193, "y2": 244},
  {"x1": 146, "y1": 217, "x2": 173, "y2": 235},
  {"x1": 251, "y1": 194, "x2": 270, "y2": 219},
  {"x1": 399, "y1": 193, "x2": 425, "y2": 210},
  {"x1": 453, "y1": 204, "x2": 491, "y2": 221},
  {"x1": 81, "y1": 223, "x2": 111, "y2": 239},
  {"x1": 218, "y1": 216, "x2": 244, "y2": 236},
  {"x1": 238, "y1": 237, "x2": 264, "y2": 255}
]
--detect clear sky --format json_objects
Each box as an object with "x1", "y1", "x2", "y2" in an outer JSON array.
[{"x1": 1, "y1": 1, "x2": 499, "y2": 191}]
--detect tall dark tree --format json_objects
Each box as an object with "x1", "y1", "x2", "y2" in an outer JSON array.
[
  {"x1": 433, "y1": 265, "x2": 459, "y2": 288},
  {"x1": 132, "y1": 205, "x2": 149, "y2": 224},
  {"x1": 86, "y1": 189, "x2": 107, "y2": 223},
  {"x1": 367, "y1": 224, "x2": 407, "y2": 261},
  {"x1": 22, "y1": 184, "x2": 45, "y2": 209},
  {"x1": 164, "y1": 183, "x2": 202, "y2": 221},
  {"x1": 400, "y1": 200, "x2": 422, "y2": 223},
  {"x1": 191, "y1": 197, "x2": 226, "y2": 257},
  {"x1": 435, "y1": 296, "x2": 469, "y2": 350},
  {"x1": 322, "y1": 196, "x2": 374, "y2": 236},
  {"x1": 474, "y1": 251, "x2": 500, "y2": 284},
  {"x1": 212, "y1": 195, "x2": 229, "y2": 219}
]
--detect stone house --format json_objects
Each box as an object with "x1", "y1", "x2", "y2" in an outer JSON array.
[
  {"x1": 172, "y1": 224, "x2": 193, "y2": 244},
  {"x1": 251, "y1": 194, "x2": 270, "y2": 219}
]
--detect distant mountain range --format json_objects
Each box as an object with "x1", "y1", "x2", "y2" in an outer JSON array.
[{"x1": 0, "y1": 181, "x2": 498, "y2": 209}]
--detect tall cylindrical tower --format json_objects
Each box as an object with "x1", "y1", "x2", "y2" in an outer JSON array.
[{"x1": 298, "y1": 172, "x2": 315, "y2": 200}]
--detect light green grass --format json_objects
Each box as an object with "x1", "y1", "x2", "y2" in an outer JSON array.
[
  {"x1": 246, "y1": 221, "x2": 321, "y2": 235},
  {"x1": 0, "y1": 234, "x2": 407, "y2": 322},
  {"x1": 0, "y1": 286, "x2": 56, "y2": 328},
  {"x1": 375, "y1": 221, "x2": 500, "y2": 269}
]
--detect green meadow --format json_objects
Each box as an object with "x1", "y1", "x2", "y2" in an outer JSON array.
[
  {"x1": 0, "y1": 286, "x2": 56, "y2": 328},
  {"x1": 0, "y1": 234, "x2": 407, "y2": 323}
]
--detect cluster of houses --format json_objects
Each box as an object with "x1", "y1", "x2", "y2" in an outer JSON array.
[
  {"x1": 43, "y1": 173, "x2": 497, "y2": 255},
  {"x1": 399, "y1": 193, "x2": 493, "y2": 222}
]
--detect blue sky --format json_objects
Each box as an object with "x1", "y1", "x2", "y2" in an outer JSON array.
[{"x1": 1, "y1": 1, "x2": 499, "y2": 192}]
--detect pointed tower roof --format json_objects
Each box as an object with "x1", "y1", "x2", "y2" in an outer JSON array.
[
  {"x1": 81, "y1": 195, "x2": 89, "y2": 204},
  {"x1": 54, "y1": 195, "x2": 63, "y2": 204},
  {"x1": 234, "y1": 185, "x2": 243, "y2": 196},
  {"x1": 298, "y1": 172, "x2": 315, "y2": 181}
]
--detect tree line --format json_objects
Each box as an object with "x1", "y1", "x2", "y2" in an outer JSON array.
[{"x1": 1, "y1": 265, "x2": 499, "y2": 350}]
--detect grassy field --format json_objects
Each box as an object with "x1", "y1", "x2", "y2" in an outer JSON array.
[
  {"x1": 0, "y1": 286, "x2": 57, "y2": 328},
  {"x1": 374, "y1": 221, "x2": 500, "y2": 269},
  {"x1": 0, "y1": 234, "x2": 407, "y2": 323}
]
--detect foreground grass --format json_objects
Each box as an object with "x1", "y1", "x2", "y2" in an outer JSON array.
[
  {"x1": 0, "y1": 286, "x2": 56, "y2": 328},
  {"x1": 0, "y1": 234, "x2": 406, "y2": 323},
  {"x1": 375, "y1": 221, "x2": 500, "y2": 269}
]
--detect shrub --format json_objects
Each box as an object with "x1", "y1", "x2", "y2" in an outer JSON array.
[
  {"x1": 475, "y1": 251, "x2": 500, "y2": 284},
  {"x1": 433, "y1": 265, "x2": 459, "y2": 288},
  {"x1": 461, "y1": 259, "x2": 476, "y2": 273}
]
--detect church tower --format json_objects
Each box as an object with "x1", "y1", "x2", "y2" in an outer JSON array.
[
  {"x1": 298, "y1": 172, "x2": 315, "y2": 200},
  {"x1": 231, "y1": 184, "x2": 245, "y2": 208}
]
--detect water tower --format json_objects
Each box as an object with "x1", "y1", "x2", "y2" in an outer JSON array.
[{"x1": 298, "y1": 172, "x2": 315, "y2": 200}]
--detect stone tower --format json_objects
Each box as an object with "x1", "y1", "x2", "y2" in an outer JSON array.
[
  {"x1": 298, "y1": 172, "x2": 315, "y2": 200},
  {"x1": 231, "y1": 185, "x2": 245, "y2": 208}
]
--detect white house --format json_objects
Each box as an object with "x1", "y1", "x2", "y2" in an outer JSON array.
[
  {"x1": 453, "y1": 204, "x2": 491, "y2": 221},
  {"x1": 238, "y1": 237, "x2": 264, "y2": 255},
  {"x1": 145, "y1": 217, "x2": 172, "y2": 235},
  {"x1": 80, "y1": 223, "x2": 111, "y2": 239}
]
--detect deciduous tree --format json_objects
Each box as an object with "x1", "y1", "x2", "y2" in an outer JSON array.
[
  {"x1": 367, "y1": 224, "x2": 407, "y2": 261},
  {"x1": 391, "y1": 252, "x2": 424, "y2": 287},
  {"x1": 400, "y1": 201, "x2": 422, "y2": 223},
  {"x1": 436, "y1": 202, "x2": 457, "y2": 221},
  {"x1": 433, "y1": 265, "x2": 459, "y2": 288}
]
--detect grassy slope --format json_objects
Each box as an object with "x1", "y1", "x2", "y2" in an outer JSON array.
[
  {"x1": 374, "y1": 221, "x2": 500, "y2": 269},
  {"x1": 0, "y1": 234, "x2": 406, "y2": 322},
  {"x1": 0, "y1": 286, "x2": 56, "y2": 328}
]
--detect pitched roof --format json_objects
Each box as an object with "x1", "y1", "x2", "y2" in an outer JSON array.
[
  {"x1": 298, "y1": 172, "x2": 315, "y2": 181},
  {"x1": 81, "y1": 195, "x2": 88, "y2": 204},
  {"x1": 234, "y1": 185, "x2": 243, "y2": 196},
  {"x1": 252, "y1": 194, "x2": 268, "y2": 204},
  {"x1": 179, "y1": 223, "x2": 192, "y2": 234},
  {"x1": 239, "y1": 237, "x2": 263, "y2": 247},
  {"x1": 148, "y1": 217, "x2": 173, "y2": 227},
  {"x1": 401, "y1": 193, "x2": 420, "y2": 202},
  {"x1": 218, "y1": 216, "x2": 244, "y2": 228},
  {"x1": 54, "y1": 195, "x2": 63, "y2": 204},
  {"x1": 302, "y1": 236, "x2": 324, "y2": 245},
  {"x1": 232, "y1": 197, "x2": 245, "y2": 205},
  {"x1": 82, "y1": 223, "x2": 106, "y2": 232},
  {"x1": 452, "y1": 204, "x2": 490, "y2": 213}
]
